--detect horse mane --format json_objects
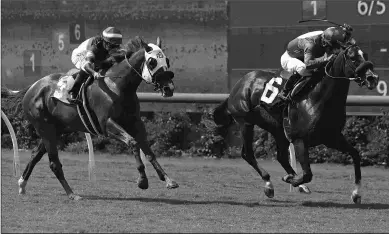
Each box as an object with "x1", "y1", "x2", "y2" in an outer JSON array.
[
  {"x1": 107, "y1": 36, "x2": 147, "y2": 65},
  {"x1": 123, "y1": 36, "x2": 148, "y2": 58}
]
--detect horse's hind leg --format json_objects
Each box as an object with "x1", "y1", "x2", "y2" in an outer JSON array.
[
  {"x1": 38, "y1": 124, "x2": 81, "y2": 200},
  {"x1": 18, "y1": 140, "x2": 46, "y2": 195},
  {"x1": 239, "y1": 122, "x2": 274, "y2": 198},
  {"x1": 324, "y1": 134, "x2": 362, "y2": 204},
  {"x1": 106, "y1": 118, "x2": 178, "y2": 189}
]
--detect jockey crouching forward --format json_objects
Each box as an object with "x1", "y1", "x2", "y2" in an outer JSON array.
[
  {"x1": 68, "y1": 27, "x2": 124, "y2": 104},
  {"x1": 278, "y1": 25, "x2": 355, "y2": 101}
]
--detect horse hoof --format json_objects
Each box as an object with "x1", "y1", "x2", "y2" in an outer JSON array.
[
  {"x1": 298, "y1": 185, "x2": 311, "y2": 194},
  {"x1": 264, "y1": 187, "x2": 274, "y2": 198},
  {"x1": 137, "y1": 177, "x2": 149, "y2": 190},
  {"x1": 18, "y1": 188, "x2": 26, "y2": 195},
  {"x1": 281, "y1": 174, "x2": 294, "y2": 184},
  {"x1": 166, "y1": 180, "x2": 179, "y2": 189},
  {"x1": 351, "y1": 194, "x2": 361, "y2": 204},
  {"x1": 69, "y1": 194, "x2": 82, "y2": 201}
]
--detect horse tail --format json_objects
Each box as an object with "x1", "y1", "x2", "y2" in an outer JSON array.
[
  {"x1": 1, "y1": 85, "x2": 31, "y2": 117},
  {"x1": 212, "y1": 98, "x2": 234, "y2": 128}
]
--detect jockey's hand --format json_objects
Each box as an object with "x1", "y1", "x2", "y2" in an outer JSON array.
[
  {"x1": 110, "y1": 47, "x2": 126, "y2": 55},
  {"x1": 326, "y1": 54, "x2": 335, "y2": 62},
  {"x1": 93, "y1": 72, "x2": 104, "y2": 80},
  {"x1": 342, "y1": 23, "x2": 353, "y2": 32}
]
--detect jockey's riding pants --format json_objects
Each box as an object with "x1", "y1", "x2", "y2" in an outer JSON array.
[{"x1": 280, "y1": 51, "x2": 311, "y2": 77}]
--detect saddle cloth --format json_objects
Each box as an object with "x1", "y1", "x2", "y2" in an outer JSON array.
[
  {"x1": 260, "y1": 69, "x2": 312, "y2": 108},
  {"x1": 52, "y1": 69, "x2": 80, "y2": 104}
]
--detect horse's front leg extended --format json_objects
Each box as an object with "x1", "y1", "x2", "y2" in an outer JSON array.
[
  {"x1": 134, "y1": 145, "x2": 149, "y2": 190},
  {"x1": 129, "y1": 118, "x2": 179, "y2": 189},
  {"x1": 106, "y1": 118, "x2": 178, "y2": 189},
  {"x1": 106, "y1": 118, "x2": 148, "y2": 189},
  {"x1": 324, "y1": 134, "x2": 362, "y2": 204}
]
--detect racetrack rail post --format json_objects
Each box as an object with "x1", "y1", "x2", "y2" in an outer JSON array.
[
  {"x1": 85, "y1": 133, "x2": 96, "y2": 182},
  {"x1": 1, "y1": 109, "x2": 96, "y2": 182},
  {"x1": 288, "y1": 144, "x2": 297, "y2": 192},
  {"x1": 1, "y1": 110, "x2": 20, "y2": 178}
]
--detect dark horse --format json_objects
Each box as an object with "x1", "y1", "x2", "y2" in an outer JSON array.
[
  {"x1": 213, "y1": 44, "x2": 379, "y2": 203},
  {"x1": 4, "y1": 36, "x2": 179, "y2": 200}
]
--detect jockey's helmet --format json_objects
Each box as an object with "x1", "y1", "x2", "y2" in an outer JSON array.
[
  {"x1": 102, "y1": 27, "x2": 123, "y2": 46},
  {"x1": 321, "y1": 27, "x2": 348, "y2": 48}
]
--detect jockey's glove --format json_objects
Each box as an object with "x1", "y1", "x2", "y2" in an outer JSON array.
[
  {"x1": 93, "y1": 72, "x2": 104, "y2": 80},
  {"x1": 342, "y1": 23, "x2": 352, "y2": 32},
  {"x1": 326, "y1": 54, "x2": 336, "y2": 62}
]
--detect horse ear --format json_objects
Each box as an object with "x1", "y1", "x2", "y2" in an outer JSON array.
[
  {"x1": 156, "y1": 37, "x2": 162, "y2": 48},
  {"x1": 141, "y1": 40, "x2": 152, "y2": 52}
]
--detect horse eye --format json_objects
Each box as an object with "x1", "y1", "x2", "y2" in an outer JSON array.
[{"x1": 147, "y1": 58, "x2": 157, "y2": 70}]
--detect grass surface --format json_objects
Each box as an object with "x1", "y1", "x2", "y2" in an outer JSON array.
[{"x1": 1, "y1": 150, "x2": 389, "y2": 233}]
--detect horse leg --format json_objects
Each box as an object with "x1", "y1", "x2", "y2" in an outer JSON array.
[
  {"x1": 239, "y1": 122, "x2": 274, "y2": 198},
  {"x1": 39, "y1": 125, "x2": 80, "y2": 200},
  {"x1": 106, "y1": 118, "x2": 178, "y2": 189},
  {"x1": 130, "y1": 119, "x2": 178, "y2": 189},
  {"x1": 324, "y1": 134, "x2": 362, "y2": 204},
  {"x1": 288, "y1": 139, "x2": 313, "y2": 187},
  {"x1": 274, "y1": 131, "x2": 296, "y2": 176},
  {"x1": 18, "y1": 140, "x2": 47, "y2": 195},
  {"x1": 275, "y1": 133, "x2": 311, "y2": 194},
  {"x1": 134, "y1": 145, "x2": 148, "y2": 190},
  {"x1": 105, "y1": 118, "x2": 147, "y2": 189}
]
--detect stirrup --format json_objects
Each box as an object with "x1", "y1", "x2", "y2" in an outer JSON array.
[
  {"x1": 278, "y1": 92, "x2": 289, "y2": 101},
  {"x1": 68, "y1": 98, "x2": 82, "y2": 105},
  {"x1": 67, "y1": 93, "x2": 82, "y2": 104}
]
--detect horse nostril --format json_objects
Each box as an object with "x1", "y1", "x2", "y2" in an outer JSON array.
[
  {"x1": 366, "y1": 75, "x2": 375, "y2": 82},
  {"x1": 163, "y1": 86, "x2": 171, "y2": 93}
]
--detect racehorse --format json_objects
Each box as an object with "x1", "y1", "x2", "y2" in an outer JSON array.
[
  {"x1": 212, "y1": 44, "x2": 379, "y2": 203},
  {"x1": 3, "y1": 36, "x2": 179, "y2": 200}
]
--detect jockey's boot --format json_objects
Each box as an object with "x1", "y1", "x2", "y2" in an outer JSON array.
[
  {"x1": 67, "y1": 71, "x2": 89, "y2": 104},
  {"x1": 278, "y1": 73, "x2": 302, "y2": 101}
]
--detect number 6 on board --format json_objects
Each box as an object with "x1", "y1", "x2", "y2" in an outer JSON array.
[{"x1": 69, "y1": 21, "x2": 85, "y2": 44}]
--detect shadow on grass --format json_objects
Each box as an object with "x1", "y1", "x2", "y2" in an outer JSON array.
[
  {"x1": 302, "y1": 201, "x2": 389, "y2": 210},
  {"x1": 82, "y1": 195, "x2": 296, "y2": 208}
]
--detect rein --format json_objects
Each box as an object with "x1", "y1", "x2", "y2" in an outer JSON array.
[
  {"x1": 124, "y1": 52, "x2": 143, "y2": 78},
  {"x1": 107, "y1": 49, "x2": 160, "y2": 91},
  {"x1": 324, "y1": 45, "x2": 362, "y2": 83},
  {"x1": 124, "y1": 51, "x2": 159, "y2": 89}
]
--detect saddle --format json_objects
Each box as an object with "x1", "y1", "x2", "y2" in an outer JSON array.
[
  {"x1": 281, "y1": 70, "x2": 322, "y2": 102},
  {"x1": 259, "y1": 70, "x2": 310, "y2": 109},
  {"x1": 281, "y1": 69, "x2": 324, "y2": 142},
  {"x1": 51, "y1": 69, "x2": 103, "y2": 137}
]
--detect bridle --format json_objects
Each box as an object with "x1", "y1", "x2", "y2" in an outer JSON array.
[
  {"x1": 123, "y1": 50, "x2": 170, "y2": 91},
  {"x1": 124, "y1": 51, "x2": 144, "y2": 79},
  {"x1": 324, "y1": 44, "x2": 366, "y2": 86}
]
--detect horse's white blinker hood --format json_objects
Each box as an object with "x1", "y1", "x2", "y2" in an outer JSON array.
[{"x1": 141, "y1": 43, "x2": 168, "y2": 83}]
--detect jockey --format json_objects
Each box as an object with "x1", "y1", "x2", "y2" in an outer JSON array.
[
  {"x1": 68, "y1": 26, "x2": 123, "y2": 104},
  {"x1": 278, "y1": 24, "x2": 354, "y2": 100}
]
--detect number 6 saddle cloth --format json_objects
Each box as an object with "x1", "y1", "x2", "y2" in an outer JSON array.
[{"x1": 260, "y1": 70, "x2": 311, "y2": 108}]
